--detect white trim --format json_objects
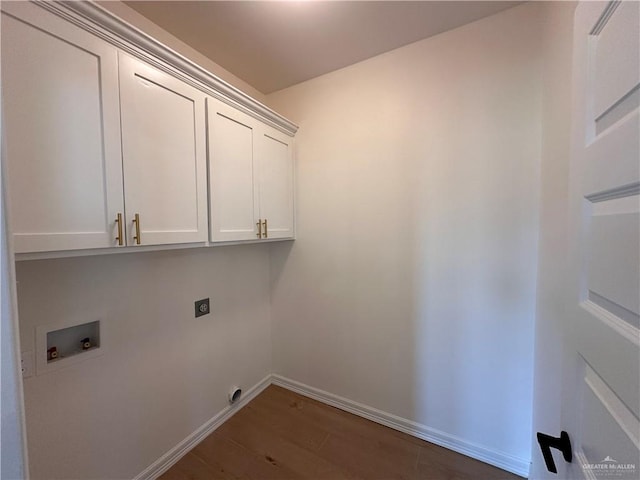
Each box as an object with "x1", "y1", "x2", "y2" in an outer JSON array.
[
  {"x1": 30, "y1": 0, "x2": 298, "y2": 137},
  {"x1": 582, "y1": 300, "x2": 640, "y2": 347},
  {"x1": 589, "y1": 0, "x2": 621, "y2": 35},
  {"x1": 134, "y1": 374, "x2": 272, "y2": 480},
  {"x1": 575, "y1": 449, "x2": 598, "y2": 480},
  {"x1": 585, "y1": 366, "x2": 640, "y2": 450},
  {"x1": 585, "y1": 181, "x2": 640, "y2": 203},
  {"x1": 1, "y1": 80, "x2": 31, "y2": 478},
  {"x1": 14, "y1": 238, "x2": 294, "y2": 262},
  {"x1": 271, "y1": 374, "x2": 531, "y2": 478}
]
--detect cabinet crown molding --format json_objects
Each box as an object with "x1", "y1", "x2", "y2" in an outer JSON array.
[{"x1": 33, "y1": 0, "x2": 298, "y2": 136}]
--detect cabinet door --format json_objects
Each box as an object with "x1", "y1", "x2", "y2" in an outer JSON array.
[
  {"x1": 119, "y1": 53, "x2": 208, "y2": 246},
  {"x1": 1, "y1": 3, "x2": 124, "y2": 253},
  {"x1": 207, "y1": 97, "x2": 260, "y2": 242},
  {"x1": 256, "y1": 127, "x2": 295, "y2": 239}
]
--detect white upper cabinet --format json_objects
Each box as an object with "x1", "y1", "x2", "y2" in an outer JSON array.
[
  {"x1": 207, "y1": 98, "x2": 260, "y2": 242},
  {"x1": 1, "y1": 2, "x2": 296, "y2": 256},
  {"x1": 119, "y1": 53, "x2": 208, "y2": 246},
  {"x1": 1, "y1": 3, "x2": 124, "y2": 253},
  {"x1": 207, "y1": 97, "x2": 295, "y2": 242},
  {"x1": 256, "y1": 127, "x2": 295, "y2": 240}
]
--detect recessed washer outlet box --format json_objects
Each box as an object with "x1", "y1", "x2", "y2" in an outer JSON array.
[{"x1": 36, "y1": 318, "x2": 105, "y2": 375}]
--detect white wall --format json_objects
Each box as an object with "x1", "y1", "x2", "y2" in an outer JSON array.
[
  {"x1": 16, "y1": 246, "x2": 272, "y2": 479},
  {"x1": 530, "y1": 2, "x2": 576, "y2": 479},
  {"x1": 267, "y1": 3, "x2": 543, "y2": 473}
]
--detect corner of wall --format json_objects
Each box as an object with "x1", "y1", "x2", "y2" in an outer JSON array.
[{"x1": 530, "y1": 2, "x2": 577, "y2": 478}]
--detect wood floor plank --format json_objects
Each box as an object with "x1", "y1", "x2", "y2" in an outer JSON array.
[
  {"x1": 316, "y1": 431, "x2": 421, "y2": 480},
  {"x1": 216, "y1": 411, "x2": 357, "y2": 479},
  {"x1": 236, "y1": 394, "x2": 330, "y2": 452},
  {"x1": 159, "y1": 386, "x2": 523, "y2": 480},
  {"x1": 158, "y1": 452, "x2": 227, "y2": 480},
  {"x1": 261, "y1": 386, "x2": 427, "y2": 449},
  {"x1": 192, "y1": 431, "x2": 298, "y2": 480},
  {"x1": 417, "y1": 444, "x2": 517, "y2": 480}
]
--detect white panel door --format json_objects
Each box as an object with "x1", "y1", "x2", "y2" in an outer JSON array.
[
  {"x1": 207, "y1": 97, "x2": 260, "y2": 241},
  {"x1": 256, "y1": 126, "x2": 294, "y2": 240},
  {"x1": 539, "y1": 2, "x2": 640, "y2": 478},
  {"x1": 1, "y1": 3, "x2": 124, "y2": 253},
  {"x1": 119, "y1": 53, "x2": 208, "y2": 246}
]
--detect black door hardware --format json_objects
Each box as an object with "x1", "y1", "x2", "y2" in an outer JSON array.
[{"x1": 537, "y1": 431, "x2": 572, "y2": 474}]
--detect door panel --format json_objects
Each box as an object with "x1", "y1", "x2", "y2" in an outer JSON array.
[
  {"x1": 576, "y1": 363, "x2": 640, "y2": 479},
  {"x1": 207, "y1": 98, "x2": 259, "y2": 241},
  {"x1": 588, "y1": 211, "x2": 640, "y2": 319},
  {"x1": 257, "y1": 128, "x2": 294, "y2": 239},
  {"x1": 562, "y1": 2, "x2": 640, "y2": 478},
  {"x1": 1, "y1": 4, "x2": 124, "y2": 253},
  {"x1": 585, "y1": 111, "x2": 639, "y2": 194},
  {"x1": 593, "y1": 1, "x2": 639, "y2": 121},
  {"x1": 119, "y1": 53, "x2": 207, "y2": 246}
]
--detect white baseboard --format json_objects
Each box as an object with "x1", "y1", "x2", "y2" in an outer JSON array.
[
  {"x1": 272, "y1": 374, "x2": 531, "y2": 478},
  {"x1": 134, "y1": 374, "x2": 272, "y2": 480}
]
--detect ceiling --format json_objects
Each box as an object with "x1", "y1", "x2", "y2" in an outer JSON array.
[{"x1": 125, "y1": 1, "x2": 522, "y2": 94}]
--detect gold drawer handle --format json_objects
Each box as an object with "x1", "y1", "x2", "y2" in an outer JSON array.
[
  {"x1": 256, "y1": 218, "x2": 262, "y2": 238},
  {"x1": 262, "y1": 219, "x2": 268, "y2": 239},
  {"x1": 115, "y1": 213, "x2": 124, "y2": 246},
  {"x1": 133, "y1": 213, "x2": 141, "y2": 245}
]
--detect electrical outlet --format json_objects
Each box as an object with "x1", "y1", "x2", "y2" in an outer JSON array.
[
  {"x1": 21, "y1": 351, "x2": 34, "y2": 378},
  {"x1": 195, "y1": 298, "x2": 210, "y2": 318}
]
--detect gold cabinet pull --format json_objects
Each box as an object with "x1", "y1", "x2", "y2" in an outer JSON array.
[
  {"x1": 262, "y1": 219, "x2": 268, "y2": 239},
  {"x1": 115, "y1": 213, "x2": 124, "y2": 246},
  {"x1": 132, "y1": 213, "x2": 141, "y2": 245},
  {"x1": 256, "y1": 218, "x2": 262, "y2": 238}
]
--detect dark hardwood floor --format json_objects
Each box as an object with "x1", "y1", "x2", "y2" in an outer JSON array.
[{"x1": 160, "y1": 385, "x2": 522, "y2": 480}]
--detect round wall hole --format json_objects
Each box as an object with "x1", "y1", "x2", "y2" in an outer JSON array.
[{"x1": 229, "y1": 386, "x2": 242, "y2": 405}]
